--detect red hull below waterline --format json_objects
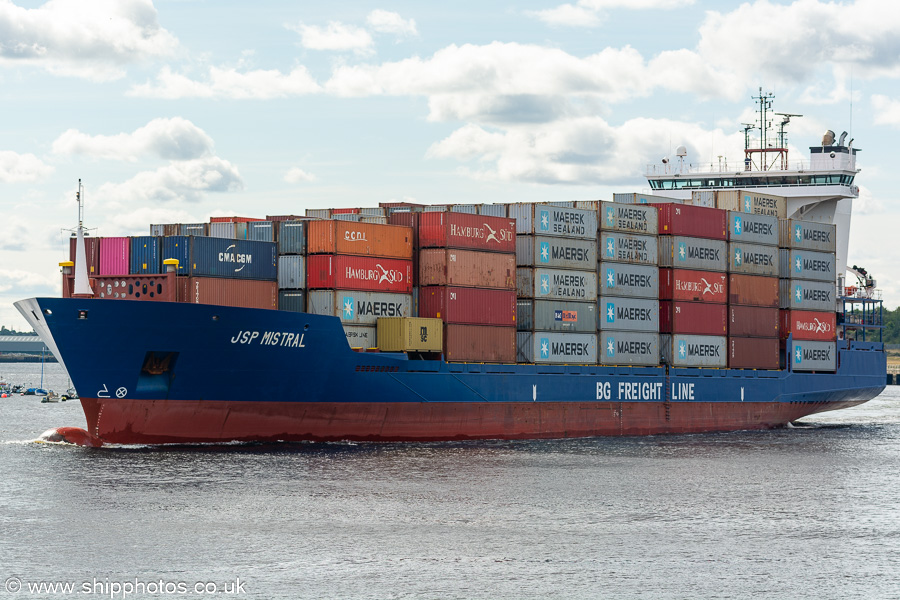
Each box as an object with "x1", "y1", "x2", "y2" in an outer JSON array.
[{"x1": 78, "y1": 397, "x2": 868, "y2": 445}]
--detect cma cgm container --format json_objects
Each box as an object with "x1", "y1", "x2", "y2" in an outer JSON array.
[
  {"x1": 790, "y1": 340, "x2": 837, "y2": 371},
  {"x1": 277, "y1": 221, "x2": 307, "y2": 255},
  {"x1": 598, "y1": 331, "x2": 660, "y2": 366},
  {"x1": 418, "y1": 287, "x2": 516, "y2": 326},
  {"x1": 658, "y1": 236, "x2": 727, "y2": 271},
  {"x1": 277, "y1": 255, "x2": 306, "y2": 289},
  {"x1": 654, "y1": 204, "x2": 727, "y2": 240},
  {"x1": 600, "y1": 232, "x2": 658, "y2": 265},
  {"x1": 344, "y1": 325, "x2": 376, "y2": 349},
  {"x1": 419, "y1": 248, "x2": 515, "y2": 289},
  {"x1": 728, "y1": 305, "x2": 779, "y2": 338},
  {"x1": 444, "y1": 324, "x2": 516, "y2": 363},
  {"x1": 728, "y1": 274, "x2": 778, "y2": 307},
  {"x1": 780, "y1": 249, "x2": 836, "y2": 282},
  {"x1": 418, "y1": 212, "x2": 516, "y2": 253},
  {"x1": 516, "y1": 268, "x2": 598, "y2": 302},
  {"x1": 658, "y1": 269, "x2": 728, "y2": 303},
  {"x1": 729, "y1": 337, "x2": 780, "y2": 370},
  {"x1": 516, "y1": 299, "x2": 597, "y2": 333},
  {"x1": 780, "y1": 279, "x2": 836, "y2": 312},
  {"x1": 176, "y1": 277, "x2": 277, "y2": 310},
  {"x1": 516, "y1": 236, "x2": 597, "y2": 270},
  {"x1": 599, "y1": 202, "x2": 659, "y2": 235},
  {"x1": 162, "y1": 236, "x2": 277, "y2": 280},
  {"x1": 306, "y1": 255, "x2": 413, "y2": 293},
  {"x1": 598, "y1": 296, "x2": 659, "y2": 332},
  {"x1": 659, "y1": 301, "x2": 727, "y2": 336},
  {"x1": 307, "y1": 290, "x2": 412, "y2": 325},
  {"x1": 99, "y1": 237, "x2": 130, "y2": 276},
  {"x1": 508, "y1": 205, "x2": 597, "y2": 239},
  {"x1": 780, "y1": 310, "x2": 836, "y2": 341},
  {"x1": 716, "y1": 190, "x2": 787, "y2": 218},
  {"x1": 69, "y1": 236, "x2": 101, "y2": 275},
  {"x1": 306, "y1": 221, "x2": 413, "y2": 259},
  {"x1": 727, "y1": 242, "x2": 779, "y2": 277},
  {"x1": 516, "y1": 332, "x2": 598, "y2": 364},
  {"x1": 779, "y1": 220, "x2": 837, "y2": 252},
  {"x1": 727, "y1": 212, "x2": 778, "y2": 245},
  {"x1": 661, "y1": 334, "x2": 727, "y2": 368},
  {"x1": 599, "y1": 263, "x2": 659, "y2": 299},
  {"x1": 130, "y1": 236, "x2": 162, "y2": 274},
  {"x1": 278, "y1": 290, "x2": 306, "y2": 313}
]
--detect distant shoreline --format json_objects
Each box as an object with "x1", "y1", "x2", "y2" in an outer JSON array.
[{"x1": 0, "y1": 356, "x2": 58, "y2": 363}]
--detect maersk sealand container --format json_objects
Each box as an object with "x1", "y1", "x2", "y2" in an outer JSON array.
[{"x1": 161, "y1": 236, "x2": 277, "y2": 280}]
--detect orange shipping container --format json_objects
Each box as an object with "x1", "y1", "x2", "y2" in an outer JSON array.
[
  {"x1": 443, "y1": 324, "x2": 516, "y2": 363},
  {"x1": 419, "y1": 249, "x2": 515, "y2": 289},
  {"x1": 306, "y1": 221, "x2": 413, "y2": 259},
  {"x1": 728, "y1": 274, "x2": 779, "y2": 307}
]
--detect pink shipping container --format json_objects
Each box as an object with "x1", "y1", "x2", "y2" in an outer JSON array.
[
  {"x1": 418, "y1": 286, "x2": 517, "y2": 326},
  {"x1": 728, "y1": 274, "x2": 779, "y2": 307},
  {"x1": 659, "y1": 301, "x2": 727, "y2": 336},
  {"x1": 728, "y1": 336, "x2": 780, "y2": 370},
  {"x1": 418, "y1": 212, "x2": 516, "y2": 253},
  {"x1": 99, "y1": 237, "x2": 131, "y2": 276},
  {"x1": 658, "y1": 269, "x2": 728, "y2": 303},
  {"x1": 780, "y1": 310, "x2": 836, "y2": 341},
  {"x1": 653, "y1": 204, "x2": 727, "y2": 240},
  {"x1": 176, "y1": 277, "x2": 278, "y2": 309},
  {"x1": 68, "y1": 236, "x2": 101, "y2": 275},
  {"x1": 728, "y1": 305, "x2": 780, "y2": 338},
  {"x1": 444, "y1": 324, "x2": 517, "y2": 363},
  {"x1": 419, "y1": 249, "x2": 515, "y2": 289},
  {"x1": 306, "y1": 254, "x2": 413, "y2": 293}
]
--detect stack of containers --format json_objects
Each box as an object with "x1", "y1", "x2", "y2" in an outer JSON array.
[
  {"x1": 655, "y1": 204, "x2": 729, "y2": 368},
  {"x1": 597, "y1": 202, "x2": 660, "y2": 366},
  {"x1": 513, "y1": 204, "x2": 599, "y2": 364},
  {"x1": 716, "y1": 190, "x2": 787, "y2": 219},
  {"x1": 417, "y1": 212, "x2": 517, "y2": 362},
  {"x1": 276, "y1": 220, "x2": 308, "y2": 313},
  {"x1": 725, "y1": 211, "x2": 781, "y2": 369},
  {"x1": 778, "y1": 219, "x2": 838, "y2": 371},
  {"x1": 305, "y1": 220, "x2": 414, "y2": 349}
]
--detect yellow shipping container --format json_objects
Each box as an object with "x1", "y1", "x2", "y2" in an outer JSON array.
[
  {"x1": 377, "y1": 317, "x2": 443, "y2": 352},
  {"x1": 715, "y1": 189, "x2": 787, "y2": 218}
]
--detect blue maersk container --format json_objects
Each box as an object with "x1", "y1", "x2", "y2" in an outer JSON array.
[
  {"x1": 161, "y1": 236, "x2": 277, "y2": 280},
  {"x1": 130, "y1": 236, "x2": 162, "y2": 274}
]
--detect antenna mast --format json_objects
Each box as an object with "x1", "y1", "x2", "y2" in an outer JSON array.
[{"x1": 72, "y1": 179, "x2": 93, "y2": 297}]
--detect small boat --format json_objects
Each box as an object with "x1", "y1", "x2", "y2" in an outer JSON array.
[
  {"x1": 41, "y1": 390, "x2": 59, "y2": 403},
  {"x1": 60, "y1": 388, "x2": 79, "y2": 401}
]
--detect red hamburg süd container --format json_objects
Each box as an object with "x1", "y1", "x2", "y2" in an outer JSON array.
[
  {"x1": 653, "y1": 204, "x2": 727, "y2": 240},
  {"x1": 99, "y1": 237, "x2": 130, "y2": 276},
  {"x1": 69, "y1": 236, "x2": 101, "y2": 275},
  {"x1": 419, "y1": 286, "x2": 516, "y2": 326},
  {"x1": 389, "y1": 211, "x2": 420, "y2": 284},
  {"x1": 444, "y1": 324, "x2": 516, "y2": 363},
  {"x1": 306, "y1": 255, "x2": 413, "y2": 293},
  {"x1": 658, "y1": 269, "x2": 727, "y2": 303},
  {"x1": 780, "y1": 310, "x2": 837, "y2": 341},
  {"x1": 728, "y1": 274, "x2": 778, "y2": 307},
  {"x1": 176, "y1": 277, "x2": 278, "y2": 309},
  {"x1": 728, "y1": 336, "x2": 780, "y2": 369},
  {"x1": 659, "y1": 301, "x2": 727, "y2": 335},
  {"x1": 729, "y1": 305, "x2": 779, "y2": 337},
  {"x1": 419, "y1": 249, "x2": 515, "y2": 289},
  {"x1": 418, "y1": 212, "x2": 516, "y2": 253}
]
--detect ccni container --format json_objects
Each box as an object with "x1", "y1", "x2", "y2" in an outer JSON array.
[
  {"x1": 307, "y1": 290, "x2": 412, "y2": 325},
  {"x1": 779, "y1": 219, "x2": 837, "y2": 252},
  {"x1": 598, "y1": 331, "x2": 660, "y2": 366},
  {"x1": 599, "y1": 262, "x2": 659, "y2": 299},
  {"x1": 661, "y1": 334, "x2": 727, "y2": 368},
  {"x1": 728, "y1": 337, "x2": 779, "y2": 370},
  {"x1": 779, "y1": 279, "x2": 835, "y2": 311},
  {"x1": 790, "y1": 340, "x2": 837, "y2": 371},
  {"x1": 516, "y1": 332, "x2": 598, "y2": 364},
  {"x1": 658, "y1": 236, "x2": 727, "y2": 271},
  {"x1": 598, "y1": 296, "x2": 659, "y2": 332},
  {"x1": 516, "y1": 299, "x2": 598, "y2": 333},
  {"x1": 729, "y1": 274, "x2": 778, "y2": 307},
  {"x1": 306, "y1": 221, "x2": 413, "y2": 259},
  {"x1": 599, "y1": 202, "x2": 659, "y2": 235},
  {"x1": 727, "y1": 242, "x2": 779, "y2": 277},
  {"x1": 444, "y1": 324, "x2": 516, "y2": 363},
  {"x1": 507, "y1": 204, "x2": 597, "y2": 239},
  {"x1": 727, "y1": 211, "x2": 778, "y2": 245},
  {"x1": 600, "y1": 232, "x2": 658, "y2": 265},
  {"x1": 516, "y1": 268, "x2": 598, "y2": 301},
  {"x1": 728, "y1": 305, "x2": 779, "y2": 338},
  {"x1": 515, "y1": 236, "x2": 597, "y2": 270},
  {"x1": 418, "y1": 287, "x2": 516, "y2": 326},
  {"x1": 659, "y1": 301, "x2": 727, "y2": 336},
  {"x1": 419, "y1": 248, "x2": 515, "y2": 289},
  {"x1": 780, "y1": 310, "x2": 836, "y2": 341},
  {"x1": 780, "y1": 249, "x2": 836, "y2": 282}
]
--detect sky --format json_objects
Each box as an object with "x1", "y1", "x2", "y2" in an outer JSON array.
[{"x1": 2, "y1": 0, "x2": 899, "y2": 329}]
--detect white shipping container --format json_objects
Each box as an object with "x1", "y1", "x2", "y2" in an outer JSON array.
[
  {"x1": 780, "y1": 249, "x2": 836, "y2": 282},
  {"x1": 727, "y1": 242, "x2": 779, "y2": 276},
  {"x1": 790, "y1": 340, "x2": 837, "y2": 371},
  {"x1": 343, "y1": 325, "x2": 376, "y2": 349},
  {"x1": 479, "y1": 204, "x2": 508, "y2": 217},
  {"x1": 728, "y1": 212, "x2": 779, "y2": 246},
  {"x1": 508, "y1": 204, "x2": 598, "y2": 239},
  {"x1": 516, "y1": 235, "x2": 597, "y2": 270},
  {"x1": 599, "y1": 296, "x2": 659, "y2": 332},
  {"x1": 598, "y1": 331, "x2": 660, "y2": 366},
  {"x1": 516, "y1": 331, "x2": 597, "y2": 364},
  {"x1": 599, "y1": 202, "x2": 659, "y2": 235},
  {"x1": 779, "y1": 279, "x2": 836, "y2": 311},
  {"x1": 779, "y1": 219, "x2": 837, "y2": 252},
  {"x1": 450, "y1": 204, "x2": 479, "y2": 214},
  {"x1": 598, "y1": 263, "x2": 659, "y2": 299}
]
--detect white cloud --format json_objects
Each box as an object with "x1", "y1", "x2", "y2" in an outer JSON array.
[
  {"x1": 284, "y1": 167, "x2": 317, "y2": 183},
  {"x1": 128, "y1": 65, "x2": 321, "y2": 99},
  {"x1": 93, "y1": 157, "x2": 243, "y2": 205},
  {"x1": 0, "y1": 151, "x2": 54, "y2": 182},
  {"x1": 366, "y1": 10, "x2": 418, "y2": 36},
  {"x1": 52, "y1": 118, "x2": 214, "y2": 161},
  {"x1": 872, "y1": 94, "x2": 900, "y2": 127},
  {"x1": 288, "y1": 20, "x2": 373, "y2": 53},
  {"x1": 0, "y1": 0, "x2": 178, "y2": 81},
  {"x1": 0, "y1": 268, "x2": 57, "y2": 294},
  {"x1": 528, "y1": 0, "x2": 692, "y2": 27}
]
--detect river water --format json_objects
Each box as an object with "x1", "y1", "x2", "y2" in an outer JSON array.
[{"x1": 1, "y1": 362, "x2": 899, "y2": 599}]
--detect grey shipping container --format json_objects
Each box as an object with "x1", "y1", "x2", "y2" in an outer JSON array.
[
  {"x1": 728, "y1": 241, "x2": 779, "y2": 276},
  {"x1": 780, "y1": 249, "x2": 836, "y2": 282},
  {"x1": 779, "y1": 219, "x2": 837, "y2": 252},
  {"x1": 599, "y1": 296, "x2": 659, "y2": 332},
  {"x1": 150, "y1": 224, "x2": 168, "y2": 237},
  {"x1": 516, "y1": 268, "x2": 598, "y2": 301},
  {"x1": 360, "y1": 216, "x2": 388, "y2": 224},
  {"x1": 516, "y1": 235, "x2": 597, "y2": 269},
  {"x1": 277, "y1": 221, "x2": 307, "y2": 255},
  {"x1": 790, "y1": 340, "x2": 837, "y2": 371},
  {"x1": 516, "y1": 299, "x2": 597, "y2": 333},
  {"x1": 208, "y1": 222, "x2": 244, "y2": 240},
  {"x1": 598, "y1": 331, "x2": 660, "y2": 366},
  {"x1": 508, "y1": 204, "x2": 598, "y2": 239},
  {"x1": 598, "y1": 262, "x2": 659, "y2": 299},
  {"x1": 599, "y1": 202, "x2": 659, "y2": 235},
  {"x1": 278, "y1": 290, "x2": 307, "y2": 313},
  {"x1": 333, "y1": 213, "x2": 363, "y2": 222},
  {"x1": 306, "y1": 209, "x2": 331, "y2": 219},
  {"x1": 450, "y1": 204, "x2": 478, "y2": 214},
  {"x1": 307, "y1": 290, "x2": 411, "y2": 325},
  {"x1": 180, "y1": 223, "x2": 208, "y2": 236},
  {"x1": 516, "y1": 331, "x2": 597, "y2": 364},
  {"x1": 359, "y1": 207, "x2": 386, "y2": 217},
  {"x1": 247, "y1": 221, "x2": 276, "y2": 242},
  {"x1": 728, "y1": 211, "x2": 778, "y2": 246},
  {"x1": 612, "y1": 193, "x2": 682, "y2": 205},
  {"x1": 658, "y1": 236, "x2": 727, "y2": 271},
  {"x1": 343, "y1": 325, "x2": 376, "y2": 348},
  {"x1": 600, "y1": 231, "x2": 658, "y2": 265},
  {"x1": 690, "y1": 191, "x2": 716, "y2": 208},
  {"x1": 277, "y1": 255, "x2": 306, "y2": 289},
  {"x1": 424, "y1": 205, "x2": 449, "y2": 212},
  {"x1": 574, "y1": 200, "x2": 599, "y2": 211},
  {"x1": 479, "y1": 204, "x2": 507, "y2": 217},
  {"x1": 661, "y1": 334, "x2": 727, "y2": 367},
  {"x1": 779, "y1": 279, "x2": 836, "y2": 311}
]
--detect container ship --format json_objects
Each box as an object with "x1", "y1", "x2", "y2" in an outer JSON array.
[{"x1": 16, "y1": 101, "x2": 886, "y2": 446}]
